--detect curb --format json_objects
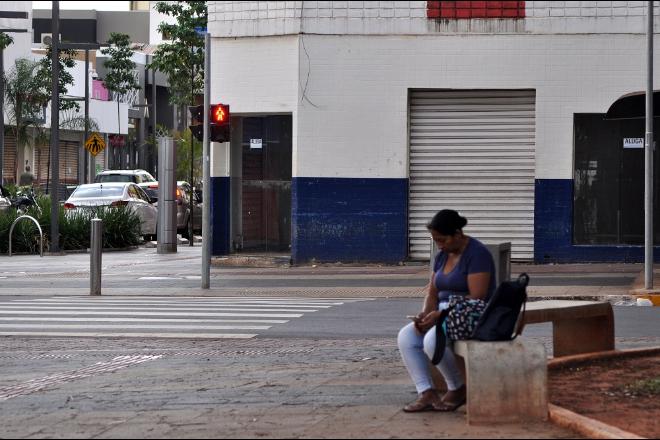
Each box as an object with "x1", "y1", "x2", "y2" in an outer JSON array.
[
  {"x1": 548, "y1": 404, "x2": 645, "y2": 439},
  {"x1": 547, "y1": 347, "x2": 660, "y2": 439},
  {"x1": 630, "y1": 292, "x2": 660, "y2": 306}
]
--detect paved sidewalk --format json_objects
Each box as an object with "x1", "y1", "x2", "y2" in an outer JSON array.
[
  {"x1": 0, "y1": 247, "x2": 645, "y2": 303},
  {"x1": 0, "y1": 337, "x2": 577, "y2": 439}
]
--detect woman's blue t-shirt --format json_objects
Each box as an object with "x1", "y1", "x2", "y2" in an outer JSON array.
[{"x1": 433, "y1": 237, "x2": 496, "y2": 303}]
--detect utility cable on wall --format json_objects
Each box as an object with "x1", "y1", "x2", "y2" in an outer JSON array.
[{"x1": 298, "y1": 0, "x2": 320, "y2": 108}]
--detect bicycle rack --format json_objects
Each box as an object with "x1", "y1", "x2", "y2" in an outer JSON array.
[{"x1": 8, "y1": 215, "x2": 44, "y2": 257}]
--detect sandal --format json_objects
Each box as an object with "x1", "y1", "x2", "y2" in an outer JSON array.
[
  {"x1": 432, "y1": 397, "x2": 466, "y2": 412},
  {"x1": 403, "y1": 390, "x2": 442, "y2": 413},
  {"x1": 403, "y1": 399, "x2": 435, "y2": 413},
  {"x1": 434, "y1": 386, "x2": 466, "y2": 412}
]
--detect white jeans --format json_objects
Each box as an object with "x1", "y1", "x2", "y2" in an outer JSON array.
[{"x1": 397, "y1": 321, "x2": 464, "y2": 394}]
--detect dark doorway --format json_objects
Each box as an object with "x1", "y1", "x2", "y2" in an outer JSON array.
[
  {"x1": 573, "y1": 114, "x2": 660, "y2": 245},
  {"x1": 240, "y1": 115, "x2": 292, "y2": 252}
]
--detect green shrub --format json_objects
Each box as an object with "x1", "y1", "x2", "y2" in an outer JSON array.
[
  {"x1": 95, "y1": 206, "x2": 142, "y2": 249},
  {"x1": 0, "y1": 195, "x2": 142, "y2": 254}
]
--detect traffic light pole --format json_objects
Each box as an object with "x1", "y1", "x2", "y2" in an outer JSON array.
[{"x1": 202, "y1": 32, "x2": 211, "y2": 289}]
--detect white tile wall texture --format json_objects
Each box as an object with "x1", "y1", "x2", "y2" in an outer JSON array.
[
  {"x1": 209, "y1": 1, "x2": 660, "y2": 36},
  {"x1": 212, "y1": 32, "x2": 660, "y2": 180}
]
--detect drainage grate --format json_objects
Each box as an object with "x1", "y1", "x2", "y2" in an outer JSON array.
[{"x1": 0, "y1": 355, "x2": 161, "y2": 401}]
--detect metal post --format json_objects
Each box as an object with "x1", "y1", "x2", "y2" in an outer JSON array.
[
  {"x1": 645, "y1": 1, "x2": 654, "y2": 290},
  {"x1": 90, "y1": 218, "x2": 102, "y2": 295},
  {"x1": 152, "y1": 66, "x2": 157, "y2": 177},
  {"x1": 202, "y1": 32, "x2": 211, "y2": 289},
  {"x1": 50, "y1": 1, "x2": 60, "y2": 253},
  {"x1": 85, "y1": 49, "x2": 92, "y2": 184},
  {"x1": 0, "y1": 46, "x2": 4, "y2": 185},
  {"x1": 158, "y1": 136, "x2": 177, "y2": 253}
]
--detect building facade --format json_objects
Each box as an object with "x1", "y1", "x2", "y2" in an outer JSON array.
[{"x1": 208, "y1": 1, "x2": 660, "y2": 263}]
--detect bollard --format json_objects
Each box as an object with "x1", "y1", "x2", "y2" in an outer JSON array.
[
  {"x1": 90, "y1": 218, "x2": 102, "y2": 296},
  {"x1": 157, "y1": 136, "x2": 177, "y2": 253}
]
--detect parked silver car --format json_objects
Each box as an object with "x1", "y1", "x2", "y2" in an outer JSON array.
[
  {"x1": 64, "y1": 183, "x2": 158, "y2": 240},
  {"x1": 138, "y1": 181, "x2": 202, "y2": 236}
]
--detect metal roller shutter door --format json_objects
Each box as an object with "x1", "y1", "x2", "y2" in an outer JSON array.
[
  {"x1": 408, "y1": 90, "x2": 536, "y2": 261},
  {"x1": 2, "y1": 136, "x2": 18, "y2": 184},
  {"x1": 34, "y1": 140, "x2": 80, "y2": 188}
]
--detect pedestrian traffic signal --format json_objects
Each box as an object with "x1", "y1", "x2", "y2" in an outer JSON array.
[
  {"x1": 188, "y1": 104, "x2": 204, "y2": 142},
  {"x1": 209, "y1": 103, "x2": 231, "y2": 143}
]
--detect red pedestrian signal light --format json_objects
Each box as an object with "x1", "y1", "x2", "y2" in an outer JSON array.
[
  {"x1": 211, "y1": 104, "x2": 229, "y2": 124},
  {"x1": 209, "y1": 103, "x2": 231, "y2": 143}
]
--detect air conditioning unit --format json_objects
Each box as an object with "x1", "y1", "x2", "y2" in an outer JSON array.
[{"x1": 40, "y1": 33, "x2": 60, "y2": 46}]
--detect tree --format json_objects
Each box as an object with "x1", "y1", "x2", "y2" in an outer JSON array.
[
  {"x1": 149, "y1": 1, "x2": 207, "y2": 110},
  {"x1": 150, "y1": 1, "x2": 207, "y2": 241},
  {"x1": 0, "y1": 32, "x2": 14, "y2": 50},
  {"x1": 4, "y1": 58, "x2": 48, "y2": 153},
  {"x1": 5, "y1": 55, "x2": 98, "y2": 182},
  {"x1": 35, "y1": 43, "x2": 79, "y2": 113},
  {"x1": 101, "y1": 33, "x2": 140, "y2": 143}
]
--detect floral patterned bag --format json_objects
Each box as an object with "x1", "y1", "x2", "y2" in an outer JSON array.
[{"x1": 445, "y1": 295, "x2": 487, "y2": 341}]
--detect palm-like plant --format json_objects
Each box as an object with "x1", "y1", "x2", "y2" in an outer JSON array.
[{"x1": 4, "y1": 58, "x2": 48, "y2": 174}]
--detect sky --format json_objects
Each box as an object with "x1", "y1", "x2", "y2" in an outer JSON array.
[{"x1": 32, "y1": 1, "x2": 131, "y2": 11}]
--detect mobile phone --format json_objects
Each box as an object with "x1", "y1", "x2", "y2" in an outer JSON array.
[{"x1": 407, "y1": 315, "x2": 420, "y2": 322}]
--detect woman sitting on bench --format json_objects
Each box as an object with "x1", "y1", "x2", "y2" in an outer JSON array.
[{"x1": 398, "y1": 209, "x2": 496, "y2": 412}]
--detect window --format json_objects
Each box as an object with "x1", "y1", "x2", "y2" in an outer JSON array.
[{"x1": 72, "y1": 186, "x2": 124, "y2": 199}]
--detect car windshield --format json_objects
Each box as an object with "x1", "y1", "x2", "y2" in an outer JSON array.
[
  {"x1": 96, "y1": 174, "x2": 134, "y2": 183},
  {"x1": 72, "y1": 186, "x2": 124, "y2": 199}
]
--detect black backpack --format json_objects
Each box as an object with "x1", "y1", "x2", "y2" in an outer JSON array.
[{"x1": 471, "y1": 273, "x2": 529, "y2": 341}]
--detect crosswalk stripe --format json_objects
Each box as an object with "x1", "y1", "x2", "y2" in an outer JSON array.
[
  {"x1": 0, "y1": 317, "x2": 290, "y2": 324},
  {"x1": 0, "y1": 332, "x2": 257, "y2": 339},
  {"x1": 0, "y1": 310, "x2": 303, "y2": 318},
  {"x1": 0, "y1": 306, "x2": 320, "y2": 313},
  {"x1": 0, "y1": 324, "x2": 272, "y2": 330},
  {"x1": 27, "y1": 299, "x2": 347, "y2": 306},
  {"x1": 7, "y1": 301, "x2": 330, "y2": 309},
  {"x1": 0, "y1": 296, "x2": 367, "y2": 340},
  {"x1": 25, "y1": 295, "x2": 364, "y2": 304}
]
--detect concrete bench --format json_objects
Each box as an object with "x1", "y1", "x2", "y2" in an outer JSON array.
[
  {"x1": 521, "y1": 300, "x2": 615, "y2": 357},
  {"x1": 453, "y1": 338, "x2": 548, "y2": 425},
  {"x1": 428, "y1": 300, "x2": 614, "y2": 424}
]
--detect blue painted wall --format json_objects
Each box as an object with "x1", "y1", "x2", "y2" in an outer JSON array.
[
  {"x1": 535, "y1": 178, "x2": 660, "y2": 262},
  {"x1": 210, "y1": 176, "x2": 231, "y2": 255},
  {"x1": 291, "y1": 177, "x2": 408, "y2": 264}
]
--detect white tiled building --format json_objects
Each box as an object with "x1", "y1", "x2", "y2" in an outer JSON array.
[{"x1": 208, "y1": 1, "x2": 660, "y2": 264}]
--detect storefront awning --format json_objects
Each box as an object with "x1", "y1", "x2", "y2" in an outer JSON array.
[{"x1": 604, "y1": 91, "x2": 660, "y2": 120}]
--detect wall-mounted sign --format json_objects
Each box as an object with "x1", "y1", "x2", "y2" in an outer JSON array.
[
  {"x1": 623, "y1": 138, "x2": 644, "y2": 149},
  {"x1": 250, "y1": 139, "x2": 263, "y2": 149}
]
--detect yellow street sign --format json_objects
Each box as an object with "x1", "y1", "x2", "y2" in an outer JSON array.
[{"x1": 85, "y1": 132, "x2": 106, "y2": 157}]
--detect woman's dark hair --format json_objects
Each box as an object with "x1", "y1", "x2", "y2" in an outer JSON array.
[{"x1": 426, "y1": 209, "x2": 468, "y2": 235}]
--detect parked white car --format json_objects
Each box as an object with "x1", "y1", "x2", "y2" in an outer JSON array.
[
  {"x1": 94, "y1": 169, "x2": 156, "y2": 184},
  {"x1": 64, "y1": 183, "x2": 158, "y2": 240}
]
